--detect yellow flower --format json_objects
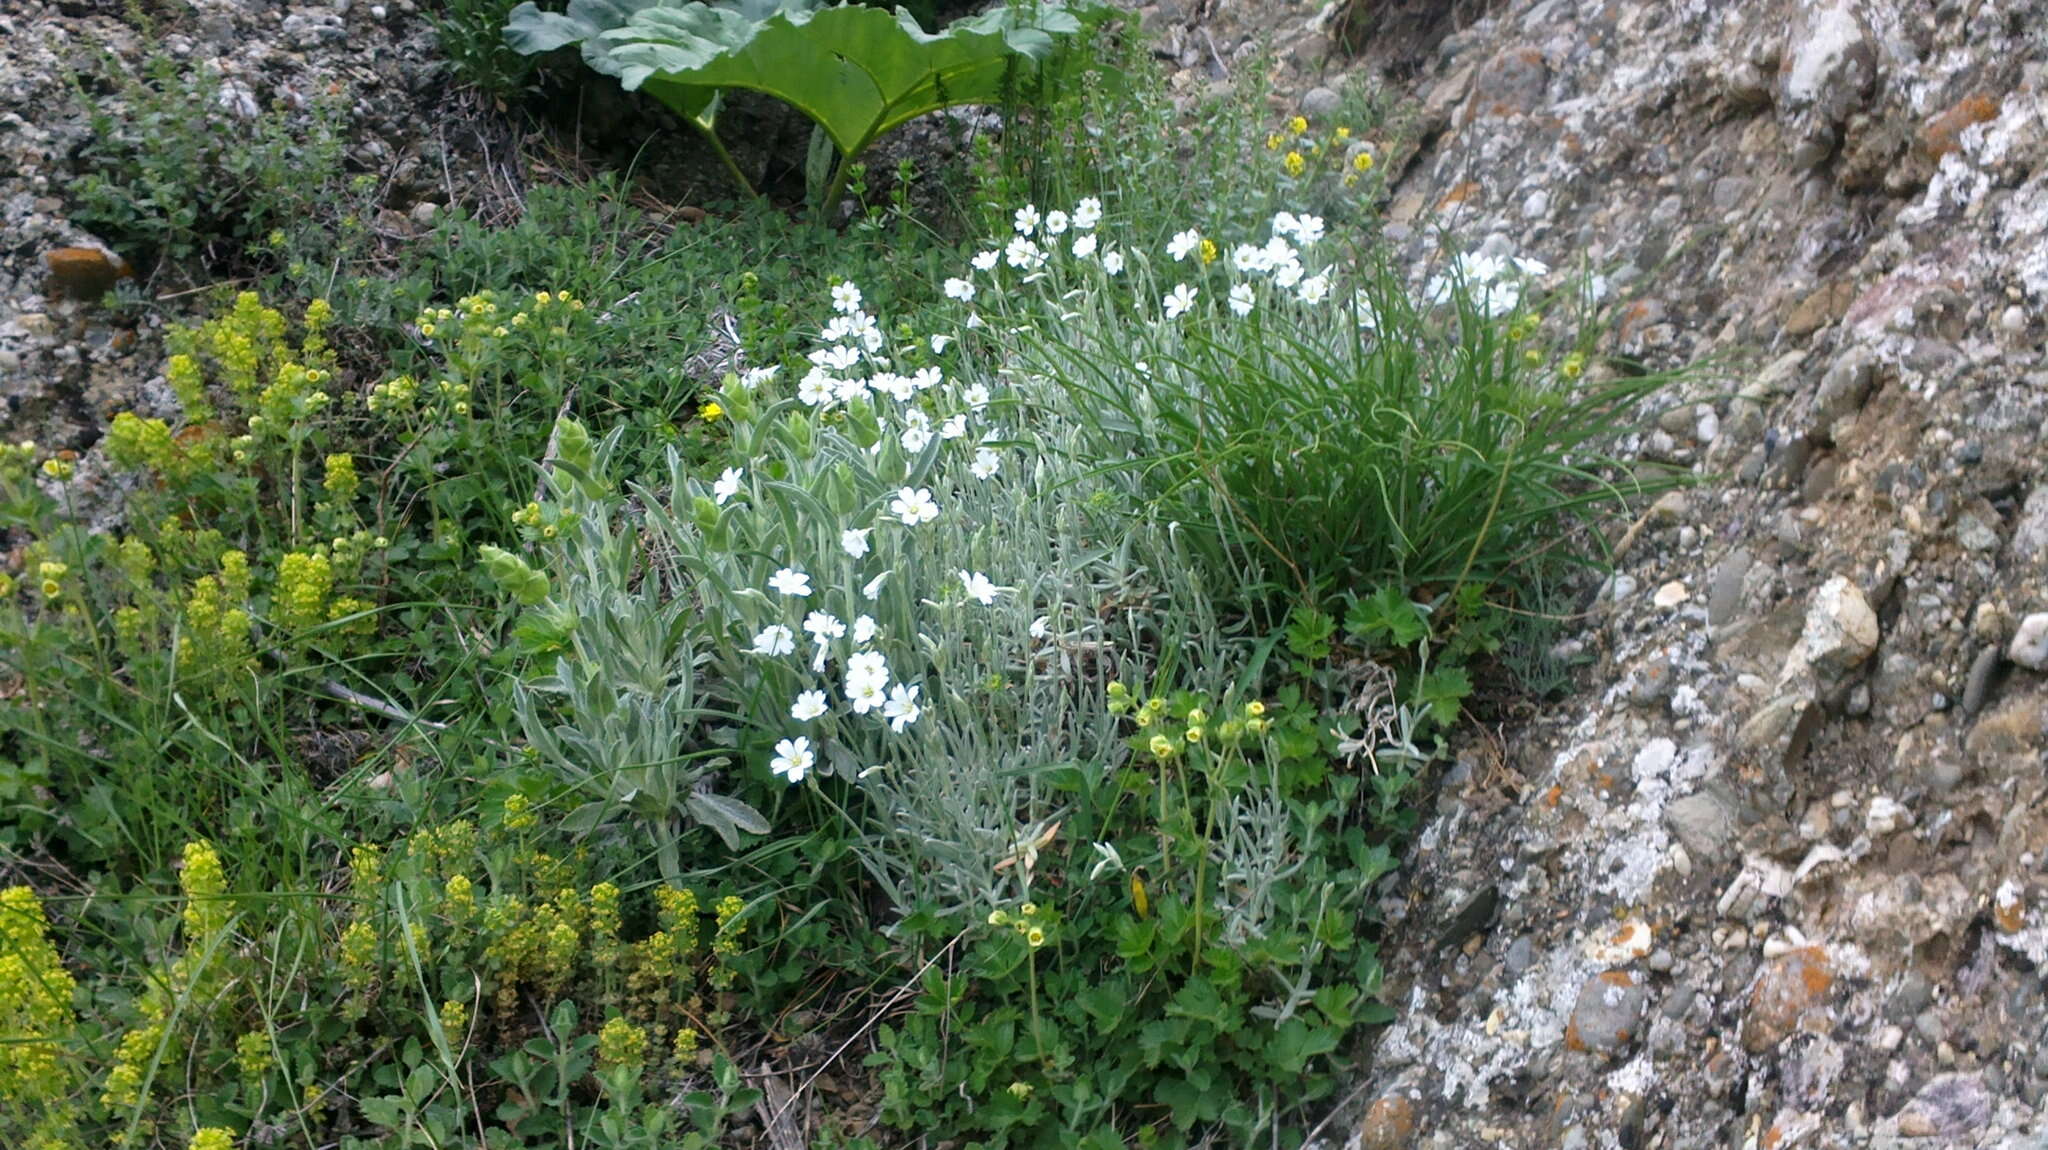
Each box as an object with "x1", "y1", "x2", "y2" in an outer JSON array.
[
  {"x1": 40, "y1": 458, "x2": 73, "y2": 481},
  {"x1": 189, "y1": 1125, "x2": 237, "y2": 1150},
  {"x1": 698, "y1": 400, "x2": 725, "y2": 422},
  {"x1": 1149, "y1": 733, "x2": 1176, "y2": 760},
  {"x1": 1353, "y1": 152, "x2": 1375, "y2": 173},
  {"x1": 1562, "y1": 353, "x2": 1586, "y2": 380},
  {"x1": 1026, "y1": 927, "x2": 1046, "y2": 948},
  {"x1": 1287, "y1": 115, "x2": 1308, "y2": 134},
  {"x1": 1199, "y1": 238, "x2": 1219, "y2": 265},
  {"x1": 1335, "y1": 126, "x2": 1352, "y2": 141},
  {"x1": 1244, "y1": 700, "x2": 1266, "y2": 717},
  {"x1": 1266, "y1": 132, "x2": 1283, "y2": 151},
  {"x1": 1284, "y1": 151, "x2": 1306, "y2": 177},
  {"x1": 597, "y1": 1017, "x2": 648, "y2": 1070},
  {"x1": 1019, "y1": 902, "x2": 1038, "y2": 917},
  {"x1": 1185, "y1": 726, "x2": 1204, "y2": 743}
]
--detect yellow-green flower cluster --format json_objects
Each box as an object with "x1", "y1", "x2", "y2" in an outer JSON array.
[
  {"x1": 502, "y1": 792, "x2": 537, "y2": 830},
  {"x1": 1266, "y1": 110, "x2": 1377, "y2": 189},
  {"x1": 35, "y1": 560, "x2": 67, "y2": 601},
  {"x1": 273, "y1": 551, "x2": 332, "y2": 631},
  {"x1": 596, "y1": 1016, "x2": 648, "y2": 1070},
  {"x1": 234, "y1": 1031, "x2": 271, "y2": 1080},
  {"x1": 180, "y1": 573, "x2": 253, "y2": 680},
  {"x1": 101, "y1": 1023, "x2": 166, "y2": 1111},
  {"x1": 323, "y1": 453, "x2": 360, "y2": 505},
  {"x1": 189, "y1": 1125, "x2": 236, "y2": 1150},
  {"x1": 116, "y1": 536, "x2": 156, "y2": 584},
  {"x1": 438, "y1": 998, "x2": 469, "y2": 1037},
  {"x1": 339, "y1": 920, "x2": 379, "y2": 992},
  {"x1": 106, "y1": 411, "x2": 186, "y2": 476},
  {"x1": 0, "y1": 886, "x2": 78, "y2": 1105},
  {"x1": 710, "y1": 895, "x2": 746, "y2": 988},
  {"x1": 986, "y1": 900, "x2": 1053, "y2": 949},
  {"x1": 181, "y1": 839, "x2": 232, "y2": 941},
  {"x1": 0, "y1": 440, "x2": 35, "y2": 482}
]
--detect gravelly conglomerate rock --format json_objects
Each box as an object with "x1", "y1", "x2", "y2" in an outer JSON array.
[
  {"x1": 1142, "y1": 0, "x2": 2048, "y2": 1145},
  {"x1": 0, "y1": 0, "x2": 489, "y2": 455}
]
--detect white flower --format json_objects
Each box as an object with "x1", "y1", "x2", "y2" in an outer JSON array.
[
  {"x1": 798, "y1": 368, "x2": 838, "y2": 407},
  {"x1": 958, "y1": 570, "x2": 998, "y2": 605},
  {"x1": 790, "y1": 690, "x2": 829, "y2": 722},
  {"x1": 1043, "y1": 209, "x2": 1069, "y2": 236},
  {"x1": 944, "y1": 277, "x2": 976, "y2": 302},
  {"x1": 1296, "y1": 273, "x2": 1332, "y2": 305},
  {"x1": 940, "y1": 413, "x2": 968, "y2": 440},
  {"x1": 1073, "y1": 197, "x2": 1102, "y2": 230},
  {"x1": 1101, "y1": 249, "x2": 1124, "y2": 276},
  {"x1": 831, "y1": 282, "x2": 863, "y2": 314},
  {"x1": 847, "y1": 650, "x2": 890, "y2": 689},
  {"x1": 970, "y1": 447, "x2": 1000, "y2": 480},
  {"x1": 837, "y1": 528, "x2": 871, "y2": 560},
  {"x1": 852, "y1": 614, "x2": 877, "y2": 643},
  {"x1": 930, "y1": 335, "x2": 955, "y2": 356},
  {"x1": 882, "y1": 682, "x2": 923, "y2": 732},
  {"x1": 712, "y1": 466, "x2": 743, "y2": 504},
  {"x1": 751, "y1": 624, "x2": 796, "y2": 657},
  {"x1": 1029, "y1": 615, "x2": 1050, "y2": 639},
  {"x1": 1584, "y1": 272, "x2": 1612, "y2": 302},
  {"x1": 971, "y1": 249, "x2": 999, "y2": 272},
  {"x1": 961, "y1": 382, "x2": 991, "y2": 409},
  {"x1": 890, "y1": 486, "x2": 940, "y2": 526},
  {"x1": 1005, "y1": 237, "x2": 1045, "y2": 270},
  {"x1": 1263, "y1": 235, "x2": 1297, "y2": 267},
  {"x1": 1163, "y1": 283, "x2": 1198, "y2": 319},
  {"x1": 1273, "y1": 260, "x2": 1305, "y2": 289},
  {"x1": 803, "y1": 611, "x2": 846, "y2": 641},
  {"x1": 835, "y1": 375, "x2": 871, "y2": 404},
  {"x1": 1013, "y1": 204, "x2": 1041, "y2": 235},
  {"x1": 912, "y1": 366, "x2": 943, "y2": 391},
  {"x1": 900, "y1": 423, "x2": 933, "y2": 453},
  {"x1": 1232, "y1": 243, "x2": 1268, "y2": 274},
  {"x1": 769, "y1": 567, "x2": 813, "y2": 597},
  {"x1": 1228, "y1": 283, "x2": 1256, "y2": 317},
  {"x1": 1088, "y1": 841, "x2": 1125, "y2": 880},
  {"x1": 1071, "y1": 233, "x2": 1098, "y2": 259},
  {"x1": 861, "y1": 571, "x2": 889, "y2": 600},
  {"x1": 814, "y1": 344, "x2": 860, "y2": 372},
  {"x1": 1134, "y1": 360, "x2": 1150, "y2": 375},
  {"x1": 848, "y1": 677, "x2": 887, "y2": 714},
  {"x1": 873, "y1": 372, "x2": 917, "y2": 403},
  {"x1": 740, "y1": 365, "x2": 781, "y2": 387},
  {"x1": 821, "y1": 314, "x2": 855, "y2": 344},
  {"x1": 1276, "y1": 212, "x2": 1324, "y2": 246},
  {"x1": 1167, "y1": 229, "x2": 1201, "y2": 261},
  {"x1": 770, "y1": 736, "x2": 814, "y2": 782},
  {"x1": 1512, "y1": 255, "x2": 1550, "y2": 278}
]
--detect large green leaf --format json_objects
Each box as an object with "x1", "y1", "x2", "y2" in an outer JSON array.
[{"x1": 507, "y1": 0, "x2": 1083, "y2": 157}]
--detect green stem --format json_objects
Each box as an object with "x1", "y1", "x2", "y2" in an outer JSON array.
[
  {"x1": 690, "y1": 121, "x2": 758, "y2": 200},
  {"x1": 817, "y1": 138, "x2": 873, "y2": 220}
]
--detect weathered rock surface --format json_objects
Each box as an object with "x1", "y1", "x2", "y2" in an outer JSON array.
[{"x1": 1136, "y1": 0, "x2": 2048, "y2": 1146}]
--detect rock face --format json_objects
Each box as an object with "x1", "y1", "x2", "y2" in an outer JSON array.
[{"x1": 1138, "y1": 0, "x2": 2048, "y2": 1146}]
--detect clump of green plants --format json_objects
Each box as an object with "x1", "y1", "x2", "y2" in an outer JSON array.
[
  {"x1": 70, "y1": 52, "x2": 345, "y2": 273},
  {"x1": 504, "y1": 0, "x2": 1087, "y2": 209},
  {"x1": 2, "y1": 820, "x2": 768, "y2": 1148}
]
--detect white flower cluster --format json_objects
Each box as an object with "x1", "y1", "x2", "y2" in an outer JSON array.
[
  {"x1": 738, "y1": 279, "x2": 1018, "y2": 784},
  {"x1": 1422, "y1": 250, "x2": 1550, "y2": 318}
]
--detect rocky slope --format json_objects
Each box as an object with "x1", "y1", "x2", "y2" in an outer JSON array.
[{"x1": 1149, "y1": 0, "x2": 2048, "y2": 1145}]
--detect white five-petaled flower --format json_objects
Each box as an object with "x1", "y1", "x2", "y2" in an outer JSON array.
[
  {"x1": 848, "y1": 677, "x2": 886, "y2": 713},
  {"x1": 1513, "y1": 255, "x2": 1550, "y2": 278},
  {"x1": 944, "y1": 277, "x2": 976, "y2": 302},
  {"x1": 861, "y1": 571, "x2": 889, "y2": 600},
  {"x1": 1291, "y1": 214, "x2": 1325, "y2": 245},
  {"x1": 1163, "y1": 283, "x2": 1198, "y2": 319},
  {"x1": 831, "y1": 282, "x2": 863, "y2": 314},
  {"x1": 961, "y1": 382, "x2": 991, "y2": 409},
  {"x1": 882, "y1": 682, "x2": 923, "y2": 732},
  {"x1": 751, "y1": 624, "x2": 796, "y2": 657},
  {"x1": 739, "y1": 365, "x2": 780, "y2": 387},
  {"x1": 890, "y1": 486, "x2": 940, "y2": 526},
  {"x1": 958, "y1": 570, "x2": 998, "y2": 605},
  {"x1": 912, "y1": 366, "x2": 943, "y2": 391},
  {"x1": 1029, "y1": 615, "x2": 1051, "y2": 639},
  {"x1": 852, "y1": 614, "x2": 877, "y2": 643},
  {"x1": 798, "y1": 368, "x2": 837, "y2": 407},
  {"x1": 1088, "y1": 841, "x2": 1126, "y2": 880},
  {"x1": 1273, "y1": 260, "x2": 1305, "y2": 289},
  {"x1": 712, "y1": 466, "x2": 743, "y2": 504},
  {"x1": 813, "y1": 343, "x2": 860, "y2": 372},
  {"x1": 940, "y1": 413, "x2": 968, "y2": 440},
  {"x1": 835, "y1": 375, "x2": 871, "y2": 405},
  {"x1": 768, "y1": 567, "x2": 813, "y2": 597},
  {"x1": 803, "y1": 611, "x2": 846, "y2": 641},
  {"x1": 847, "y1": 650, "x2": 890, "y2": 689},
  {"x1": 930, "y1": 334, "x2": 954, "y2": 354},
  {"x1": 1296, "y1": 273, "x2": 1333, "y2": 305},
  {"x1": 971, "y1": 249, "x2": 999, "y2": 272},
  {"x1": 1228, "y1": 283, "x2": 1256, "y2": 317},
  {"x1": 1013, "y1": 204, "x2": 1041, "y2": 235},
  {"x1": 970, "y1": 447, "x2": 1001, "y2": 480},
  {"x1": 1232, "y1": 243, "x2": 1267, "y2": 274},
  {"x1": 1101, "y1": 249, "x2": 1124, "y2": 276},
  {"x1": 790, "y1": 690, "x2": 829, "y2": 722},
  {"x1": 900, "y1": 424, "x2": 933, "y2": 453},
  {"x1": 1167, "y1": 229, "x2": 1202, "y2": 262},
  {"x1": 1072, "y1": 197, "x2": 1102, "y2": 230},
  {"x1": 841, "y1": 527, "x2": 872, "y2": 558},
  {"x1": 1071, "y1": 233, "x2": 1098, "y2": 259},
  {"x1": 770, "y1": 736, "x2": 814, "y2": 783},
  {"x1": 1005, "y1": 236, "x2": 1045, "y2": 270},
  {"x1": 1043, "y1": 209, "x2": 1069, "y2": 235}
]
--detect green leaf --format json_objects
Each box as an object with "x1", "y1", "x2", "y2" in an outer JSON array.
[
  {"x1": 1416, "y1": 664, "x2": 1472, "y2": 728},
  {"x1": 1344, "y1": 584, "x2": 1429, "y2": 648}
]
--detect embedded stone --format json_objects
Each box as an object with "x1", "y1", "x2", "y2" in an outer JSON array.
[
  {"x1": 1743, "y1": 946, "x2": 1834, "y2": 1053},
  {"x1": 2009, "y1": 613, "x2": 2048, "y2": 670},
  {"x1": 43, "y1": 246, "x2": 133, "y2": 299},
  {"x1": 1565, "y1": 970, "x2": 1650, "y2": 1056},
  {"x1": 1358, "y1": 1094, "x2": 1417, "y2": 1150}
]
